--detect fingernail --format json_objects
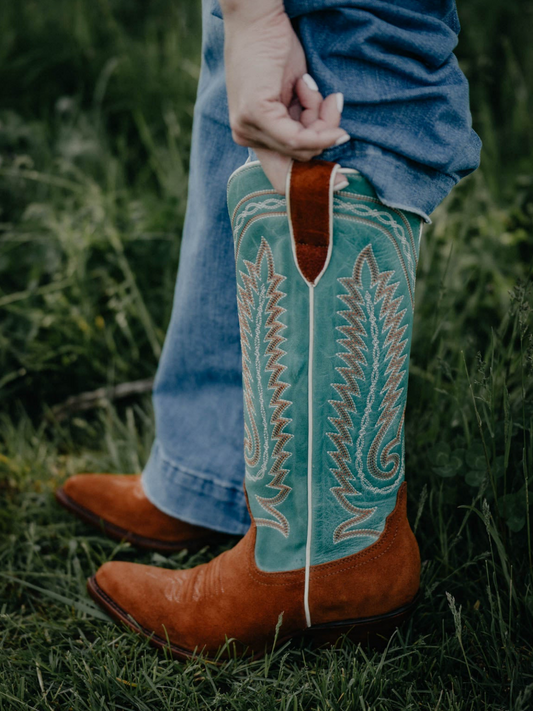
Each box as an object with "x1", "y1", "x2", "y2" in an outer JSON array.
[
  {"x1": 334, "y1": 134, "x2": 350, "y2": 146},
  {"x1": 335, "y1": 179, "x2": 349, "y2": 191},
  {"x1": 336, "y1": 92, "x2": 344, "y2": 113},
  {"x1": 302, "y1": 73, "x2": 319, "y2": 92}
]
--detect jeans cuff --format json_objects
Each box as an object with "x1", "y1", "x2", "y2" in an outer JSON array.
[{"x1": 142, "y1": 440, "x2": 250, "y2": 536}]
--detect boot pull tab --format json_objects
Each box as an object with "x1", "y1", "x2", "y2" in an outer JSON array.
[{"x1": 286, "y1": 160, "x2": 341, "y2": 286}]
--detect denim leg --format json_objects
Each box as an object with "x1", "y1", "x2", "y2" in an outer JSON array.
[{"x1": 142, "y1": 4, "x2": 250, "y2": 536}]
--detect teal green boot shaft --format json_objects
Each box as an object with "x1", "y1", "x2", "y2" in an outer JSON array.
[{"x1": 227, "y1": 162, "x2": 422, "y2": 573}]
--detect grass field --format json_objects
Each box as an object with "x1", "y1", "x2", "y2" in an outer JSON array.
[{"x1": 1, "y1": 0, "x2": 533, "y2": 709}]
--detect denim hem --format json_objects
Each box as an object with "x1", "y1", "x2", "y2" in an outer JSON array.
[
  {"x1": 376, "y1": 196, "x2": 432, "y2": 225},
  {"x1": 320, "y1": 140, "x2": 459, "y2": 221},
  {"x1": 142, "y1": 440, "x2": 250, "y2": 536}
]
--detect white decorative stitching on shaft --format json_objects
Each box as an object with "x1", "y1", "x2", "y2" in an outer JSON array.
[{"x1": 303, "y1": 285, "x2": 314, "y2": 628}]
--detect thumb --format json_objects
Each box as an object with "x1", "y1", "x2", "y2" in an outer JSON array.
[{"x1": 255, "y1": 148, "x2": 291, "y2": 194}]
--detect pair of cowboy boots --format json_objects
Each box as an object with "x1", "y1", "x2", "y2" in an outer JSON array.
[{"x1": 56, "y1": 160, "x2": 422, "y2": 660}]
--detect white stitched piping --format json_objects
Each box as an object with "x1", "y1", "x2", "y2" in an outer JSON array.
[
  {"x1": 300, "y1": 164, "x2": 340, "y2": 629},
  {"x1": 304, "y1": 283, "x2": 314, "y2": 628},
  {"x1": 284, "y1": 161, "x2": 342, "y2": 627}
]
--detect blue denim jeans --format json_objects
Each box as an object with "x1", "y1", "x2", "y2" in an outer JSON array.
[{"x1": 142, "y1": 0, "x2": 481, "y2": 534}]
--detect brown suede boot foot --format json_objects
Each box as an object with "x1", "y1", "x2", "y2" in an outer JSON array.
[
  {"x1": 87, "y1": 484, "x2": 420, "y2": 661},
  {"x1": 56, "y1": 474, "x2": 225, "y2": 552}
]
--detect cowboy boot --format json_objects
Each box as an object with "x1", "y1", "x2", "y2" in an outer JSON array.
[
  {"x1": 87, "y1": 160, "x2": 423, "y2": 659},
  {"x1": 56, "y1": 474, "x2": 222, "y2": 552}
]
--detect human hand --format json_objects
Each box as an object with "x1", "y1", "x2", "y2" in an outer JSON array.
[{"x1": 221, "y1": 0, "x2": 349, "y2": 193}]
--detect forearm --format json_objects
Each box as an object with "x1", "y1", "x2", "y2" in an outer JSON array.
[{"x1": 219, "y1": 0, "x2": 285, "y2": 24}]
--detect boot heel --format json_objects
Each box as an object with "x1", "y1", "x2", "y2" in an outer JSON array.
[{"x1": 304, "y1": 593, "x2": 419, "y2": 650}]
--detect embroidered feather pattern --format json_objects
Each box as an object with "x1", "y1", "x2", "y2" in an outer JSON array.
[
  {"x1": 237, "y1": 237, "x2": 293, "y2": 537},
  {"x1": 328, "y1": 243, "x2": 409, "y2": 542}
]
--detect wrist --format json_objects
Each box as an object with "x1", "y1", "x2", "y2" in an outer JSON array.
[{"x1": 220, "y1": 0, "x2": 285, "y2": 26}]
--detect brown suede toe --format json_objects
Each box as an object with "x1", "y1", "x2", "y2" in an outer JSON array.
[{"x1": 56, "y1": 473, "x2": 223, "y2": 551}]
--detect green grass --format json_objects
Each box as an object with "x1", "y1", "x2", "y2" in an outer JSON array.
[{"x1": 1, "y1": 0, "x2": 533, "y2": 708}]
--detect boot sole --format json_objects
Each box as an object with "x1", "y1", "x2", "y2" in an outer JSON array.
[
  {"x1": 55, "y1": 487, "x2": 224, "y2": 553},
  {"x1": 87, "y1": 575, "x2": 419, "y2": 662}
]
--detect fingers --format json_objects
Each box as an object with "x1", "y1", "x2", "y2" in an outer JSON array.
[
  {"x1": 319, "y1": 91, "x2": 343, "y2": 128},
  {"x1": 253, "y1": 75, "x2": 351, "y2": 195},
  {"x1": 236, "y1": 110, "x2": 348, "y2": 161},
  {"x1": 296, "y1": 79, "x2": 344, "y2": 134},
  {"x1": 231, "y1": 79, "x2": 349, "y2": 160},
  {"x1": 297, "y1": 74, "x2": 323, "y2": 128}
]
